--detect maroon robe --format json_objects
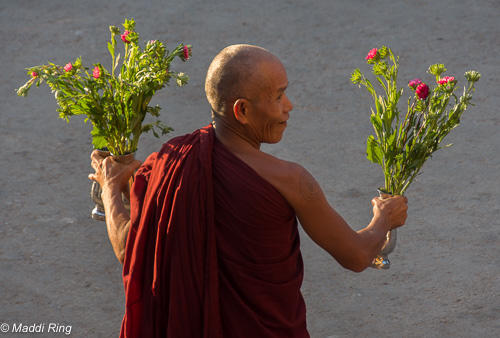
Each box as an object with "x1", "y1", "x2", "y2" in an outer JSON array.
[{"x1": 121, "y1": 124, "x2": 308, "y2": 337}]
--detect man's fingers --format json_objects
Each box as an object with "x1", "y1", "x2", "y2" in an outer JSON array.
[
  {"x1": 101, "y1": 157, "x2": 114, "y2": 171},
  {"x1": 88, "y1": 173, "x2": 96, "y2": 181},
  {"x1": 90, "y1": 158, "x2": 102, "y2": 171},
  {"x1": 131, "y1": 160, "x2": 142, "y2": 172},
  {"x1": 91, "y1": 150, "x2": 105, "y2": 162},
  {"x1": 91, "y1": 149, "x2": 110, "y2": 160},
  {"x1": 132, "y1": 160, "x2": 142, "y2": 170}
]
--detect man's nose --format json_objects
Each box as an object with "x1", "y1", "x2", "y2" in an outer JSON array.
[{"x1": 285, "y1": 94, "x2": 293, "y2": 112}]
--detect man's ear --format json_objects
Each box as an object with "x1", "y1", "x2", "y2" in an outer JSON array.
[{"x1": 233, "y1": 98, "x2": 250, "y2": 124}]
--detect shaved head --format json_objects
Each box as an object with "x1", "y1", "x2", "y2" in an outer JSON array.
[{"x1": 205, "y1": 44, "x2": 280, "y2": 116}]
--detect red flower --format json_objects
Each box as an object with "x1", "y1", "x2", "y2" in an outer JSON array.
[
  {"x1": 121, "y1": 30, "x2": 130, "y2": 44},
  {"x1": 183, "y1": 45, "x2": 190, "y2": 60},
  {"x1": 416, "y1": 83, "x2": 429, "y2": 100},
  {"x1": 92, "y1": 66, "x2": 101, "y2": 79},
  {"x1": 31, "y1": 71, "x2": 38, "y2": 78},
  {"x1": 438, "y1": 76, "x2": 455, "y2": 85},
  {"x1": 408, "y1": 78, "x2": 422, "y2": 89},
  {"x1": 365, "y1": 48, "x2": 378, "y2": 60},
  {"x1": 64, "y1": 63, "x2": 73, "y2": 72}
]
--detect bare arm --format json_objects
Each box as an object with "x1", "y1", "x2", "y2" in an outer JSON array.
[
  {"x1": 89, "y1": 151, "x2": 141, "y2": 265},
  {"x1": 100, "y1": 184, "x2": 131, "y2": 265},
  {"x1": 285, "y1": 164, "x2": 407, "y2": 272}
]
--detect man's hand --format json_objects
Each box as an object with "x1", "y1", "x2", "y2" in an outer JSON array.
[
  {"x1": 371, "y1": 195, "x2": 408, "y2": 230},
  {"x1": 88, "y1": 150, "x2": 142, "y2": 195},
  {"x1": 88, "y1": 149, "x2": 142, "y2": 265}
]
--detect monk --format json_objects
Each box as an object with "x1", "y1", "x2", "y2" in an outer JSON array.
[{"x1": 89, "y1": 44, "x2": 408, "y2": 337}]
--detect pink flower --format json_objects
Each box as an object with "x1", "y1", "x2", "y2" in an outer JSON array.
[
  {"x1": 365, "y1": 48, "x2": 378, "y2": 60},
  {"x1": 438, "y1": 76, "x2": 455, "y2": 85},
  {"x1": 31, "y1": 71, "x2": 38, "y2": 78},
  {"x1": 183, "y1": 45, "x2": 190, "y2": 60},
  {"x1": 92, "y1": 66, "x2": 100, "y2": 79},
  {"x1": 416, "y1": 83, "x2": 429, "y2": 100},
  {"x1": 408, "y1": 78, "x2": 422, "y2": 89},
  {"x1": 64, "y1": 63, "x2": 73, "y2": 72},
  {"x1": 121, "y1": 30, "x2": 130, "y2": 43}
]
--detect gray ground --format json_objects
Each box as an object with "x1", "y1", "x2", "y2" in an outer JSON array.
[{"x1": 1, "y1": 0, "x2": 499, "y2": 337}]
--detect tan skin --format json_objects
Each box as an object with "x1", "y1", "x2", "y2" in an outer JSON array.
[
  {"x1": 89, "y1": 51, "x2": 408, "y2": 271},
  {"x1": 88, "y1": 155, "x2": 141, "y2": 264}
]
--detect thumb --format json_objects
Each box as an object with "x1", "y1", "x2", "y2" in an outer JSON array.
[
  {"x1": 132, "y1": 159, "x2": 142, "y2": 171},
  {"x1": 88, "y1": 173, "x2": 96, "y2": 181},
  {"x1": 125, "y1": 160, "x2": 142, "y2": 177}
]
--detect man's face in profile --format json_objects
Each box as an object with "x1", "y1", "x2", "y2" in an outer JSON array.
[{"x1": 245, "y1": 59, "x2": 293, "y2": 144}]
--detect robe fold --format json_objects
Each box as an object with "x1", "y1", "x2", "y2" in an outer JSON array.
[{"x1": 120, "y1": 124, "x2": 308, "y2": 337}]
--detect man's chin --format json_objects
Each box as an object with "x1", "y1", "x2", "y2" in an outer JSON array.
[{"x1": 264, "y1": 133, "x2": 284, "y2": 144}]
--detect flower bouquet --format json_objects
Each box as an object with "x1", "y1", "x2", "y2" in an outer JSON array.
[
  {"x1": 17, "y1": 18, "x2": 192, "y2": 220},
  {"x1": 351, "y1": 46, "x2": 480, "y2": 268}
]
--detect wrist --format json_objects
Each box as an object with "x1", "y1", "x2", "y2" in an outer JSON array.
[
  {"x1": 371, "y1": 212, "x2": 390, "y2": 232},
  {"x1": 101, "y1": 181, "x2": 123, "y2": 196}
]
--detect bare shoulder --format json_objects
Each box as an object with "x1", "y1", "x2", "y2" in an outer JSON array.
[
  {"x1": 252, "y1": 152, "x2": 322, "y2": 207},
  {"x1": 281, "y1": 161, "x2": 322, "y2": 205}
]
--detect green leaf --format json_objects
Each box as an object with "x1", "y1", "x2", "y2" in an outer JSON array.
[
  {"x1": 372, "y1": 61, "x2": 387, "y2": 76},
  {"x1": 141, "y1": 124, "x2": 153, "y2": 133},
  {"x1": 375, "y1": 95, "x2": 384, "y2": 115},
  {"x1": 114, "y1": 53, "x2": 121, "y2": 73},
  {"x1": 370, "y1": 113, "x2": 383, "y2": 134},
  {"x1": 92, "y1": 135, "x2": 108, "y2": 149},
  {"x1": 366, "y1": 135, "x2": 383, "y2": 166},
  {"x1": 107, "y1": 42, "x2": 115, "y2": 58},
  {"x1": 91, "y1": 125, "x2": 108, "y2": 149}
]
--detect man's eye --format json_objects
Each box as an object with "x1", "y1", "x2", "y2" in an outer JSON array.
[{"x1": 277, "y1": 94, "x2": 283, "y2": 100}]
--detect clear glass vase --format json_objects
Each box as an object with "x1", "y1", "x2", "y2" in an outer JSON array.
[{"x1": 370, "y1": 189, "x2": 397, "y2": 269}]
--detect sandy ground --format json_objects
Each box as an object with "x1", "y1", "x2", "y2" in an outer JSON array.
[{"x1": 1, "y1": 0, "x2": 499, "y2": 337}]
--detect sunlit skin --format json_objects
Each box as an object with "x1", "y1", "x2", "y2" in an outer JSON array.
[
  {"x1": 212, "y1": 56, "x2": 292, "y2": 152},
  {"x1": 89, "y1": 44, "x2": 408, "y2": 271}
]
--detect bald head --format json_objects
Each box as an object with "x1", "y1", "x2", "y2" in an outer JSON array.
[{"x1": 205, "y1": 44, "x2": 280, "y2": 115}]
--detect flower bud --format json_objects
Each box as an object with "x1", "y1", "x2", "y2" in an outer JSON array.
[
  {"x1": 416, "y1": 83, "x2": 429, "y2": 100},
  {"x1": 181, "y1": 45, "x2": 191, "y2": 61},
  {"x1": 437, "y1": 76, "x2": 455, "y2": 85},
  {"x1": 365, "y1": 48, "x2": 378, "y2": 61},
  {"x1": 16, "y1": 83, "x2": 29, "y2": 96},
  {"x1": 408, "y1": 78, "x2": 422, "y2": 89},
  {"x1": 92, "y1": 66, "x2": 101, "y2": 79},
  {"x1": 31, "y1": 71, "x2": 38, "y2": 78},
  {"x1": 109, "y1": 26, "x2": 120, "y2": 35},
  {"x1": 121, "y1": 30, "x2": 131, "y2": 43},
  {"x1": 64, "y1": 63, "x2": 73, "y2": 72},
  {"x1": 428, "y1": 64, "x2": 447, "y2": 77},
  {"x1": 464, "y1": 70, "x2": 481, "y2": 83},
  {"x1": 350, "y1": 69, "x2": 362, "y2": 85}
]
